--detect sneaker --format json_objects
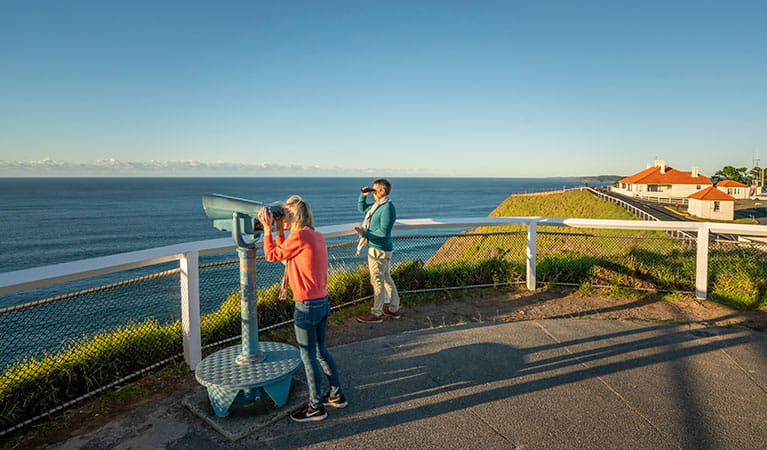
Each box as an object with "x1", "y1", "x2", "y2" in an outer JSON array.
[
  {"x1": 290, "y1": 403, "x2": 327, "y2": 422},
  {"x1": 323, "y1": 393, "x2": 348, "y2": 409},
  {"x1": 382, "y1": 305, "x2": 401, "y2": 319},
  {"x1": 356, "y1": 313, "x2": 383, "y2": 323}
]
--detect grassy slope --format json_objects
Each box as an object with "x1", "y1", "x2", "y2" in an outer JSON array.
[
  {"x1": 428, "y1": 190, "x2": 653, "y2": 267},
  {"x1": 428, "y1": 189, "x2": 766, "y2": 310},
  {"x1": 488, "y1": 189, "x2": 637, "y2": 220}
]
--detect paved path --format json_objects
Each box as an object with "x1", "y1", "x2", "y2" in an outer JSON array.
[
  {"x1": 52, "y1": 320, "x2": 767, "y2": 449},
  {"x1": 595, "y1": 190, "x2": 766, "y2": 241},
  {"x1": 613, "y1": 194, "x2": 689, "y2": 222}
]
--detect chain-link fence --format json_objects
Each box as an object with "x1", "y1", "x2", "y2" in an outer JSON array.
[
  {"x1": 708, "y1": 239, "x2": 767, "y2": 308},
  {"x1": 1, "y1": 227, "x2": 766, "y2": 435}
]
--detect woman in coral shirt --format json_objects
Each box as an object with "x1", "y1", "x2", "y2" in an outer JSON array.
[{"x1": 258, "y1": 195, "x2": 346, "y2": 423}]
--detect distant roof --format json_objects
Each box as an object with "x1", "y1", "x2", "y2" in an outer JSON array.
[
  {"x1": 716, "y1": 179, "x2": 748, "y2": 187},
  {"x1": 688, "y1": 186, "x2": 736, "y2": 201},
  {"x1": 618, "y1": 165, "x2": 712, "y2": 185}
]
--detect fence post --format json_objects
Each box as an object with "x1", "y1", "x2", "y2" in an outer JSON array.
[
  {"x1": 526, "y1": 221, "x2": 537, "y2": 290},
  {"x1": 180, "y1": 250, "x2": 202, "y2": 370},
  {"x1": 695, "y1": 225, "x2": 710, "y2": 300}
]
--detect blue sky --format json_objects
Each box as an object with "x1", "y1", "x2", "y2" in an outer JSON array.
[{"x1": 1, "y1": 0, "x2": 764, "y2": 177}]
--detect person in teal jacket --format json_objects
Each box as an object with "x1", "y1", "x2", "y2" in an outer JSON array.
[{"x1": 354, "y1": 178, "x2": 401, "y2": 323}]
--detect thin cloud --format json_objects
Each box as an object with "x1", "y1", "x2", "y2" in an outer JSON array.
[{"x1": 0, "y1": 158, "x2": 444, "y2": 177}]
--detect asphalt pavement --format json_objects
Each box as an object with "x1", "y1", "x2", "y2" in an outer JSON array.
[{"x1": 50, "y1": 319, "x2": 767, "y2": 449}]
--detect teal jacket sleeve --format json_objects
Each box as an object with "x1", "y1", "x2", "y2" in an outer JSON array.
[{"x1": 358, "y1": 193, "x2": 372, "y2": 214}]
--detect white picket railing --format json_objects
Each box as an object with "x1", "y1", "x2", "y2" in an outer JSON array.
[{"x1": 2, "y1": 217, "x2": 766, "y2": 370}]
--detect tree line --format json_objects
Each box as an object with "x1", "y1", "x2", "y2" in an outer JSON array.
[{"x1": 713, "y1": 165, "x2": 765, "y2": 186}]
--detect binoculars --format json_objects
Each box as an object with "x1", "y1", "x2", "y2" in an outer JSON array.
[{"x1": 202, "y1": 193, "x2": 284, "y2": 235}]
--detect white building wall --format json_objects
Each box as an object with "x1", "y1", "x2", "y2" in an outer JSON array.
[
  {"x1": 610, "y1": 185, "x2": 633, "y2": 196},
  {"x1": 646, "y1": 184, "x2": 708, "y2": 198},
  {"x1": 688, "y1": 198, "x2": 734, "y2": 221},
  {"x1": 716, "y1": 186, "x2": 749, "y2": 199},
  {"x1": 612, "y1": 183, "x2": 710, "y2": 200}
]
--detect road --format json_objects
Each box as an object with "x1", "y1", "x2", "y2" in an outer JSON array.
[{"x1": 594, "y1": 189, "x2": 746, "y2": 242}]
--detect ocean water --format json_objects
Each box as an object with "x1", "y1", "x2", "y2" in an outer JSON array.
[
  {"x1": 0, "y1": 177, "x2": 593, "y2": 273},
  {"x1": 0, "y1": 177, "x2": 597, "y2": 307}
]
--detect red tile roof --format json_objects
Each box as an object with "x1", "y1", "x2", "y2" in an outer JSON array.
[
  {"x1": 618, "y1": 166, "x2": 712, "y2": 185},
  {"x1": 716, "y1": 179, "x2": 747, "y2": 187},
  {"x1": 688, "y1": 186, "x2": 736, "y2": 201}
]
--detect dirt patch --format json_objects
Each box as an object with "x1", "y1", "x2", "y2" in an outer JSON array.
[{"x1": 6, "y1": 287, "x2": 767, "y2": 448}]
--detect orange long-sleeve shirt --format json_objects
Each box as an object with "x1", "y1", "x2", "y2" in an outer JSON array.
[{"x1": 262, "y1": 227, "x2": 328, "y2": 301}]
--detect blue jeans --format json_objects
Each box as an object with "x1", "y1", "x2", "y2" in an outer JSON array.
[{"x1": 293, "y1": 297, "x2": 343, "y2": 408}]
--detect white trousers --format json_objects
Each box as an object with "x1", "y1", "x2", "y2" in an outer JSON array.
[{"x1": 368, "y1": 248, "x2": 400, "y2": 316}]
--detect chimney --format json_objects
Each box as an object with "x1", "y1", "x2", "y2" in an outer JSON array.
[
  {"x1": 654, "y1": 159, "x2": 666, "y2": 174},
  {"x1": 646, "y1": 163, "x2": 652, "y2": 169},
  {"x1": 691, "y1": 166, "x2": 699, "y2": 178}
]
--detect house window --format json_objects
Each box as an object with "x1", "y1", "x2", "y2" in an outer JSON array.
[
  {"x1": 696, "y1": 185, "x2": 701, "y2": 190},
  {"x1": 714, "y1": 201, "x2": 720, "y2": 212}
]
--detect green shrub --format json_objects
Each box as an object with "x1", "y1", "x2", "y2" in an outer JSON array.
[
  {"x1": 0, "y1": 320, "x2": 181, "y2": 428},
  {"x1": 710, "y1": 271, "x2": 762, "y2": 309},
  {"x1": 537, "y1": 253, "x2": 601, "y2": 284}
]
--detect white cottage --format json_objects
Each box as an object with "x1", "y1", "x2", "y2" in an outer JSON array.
[
  {"x1": 611, "y1": 160, "x2": 713, "y2": 201},
  {"x1": 715, "y1": 180, "x2": 749, "y2": 199},
  {"x1": 687, "y1": 186, "x2": 736, "y2": 221}
]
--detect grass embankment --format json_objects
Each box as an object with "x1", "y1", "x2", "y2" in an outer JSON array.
[{"x1": 429, "y1": 190, "x2": 767, "y2": 310}]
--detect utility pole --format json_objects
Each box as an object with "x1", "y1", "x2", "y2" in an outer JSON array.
[{"x1": 753, "y1": 155, "x2": 765, "y2": 195}]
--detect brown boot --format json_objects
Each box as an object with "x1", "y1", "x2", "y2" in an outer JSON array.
[
  {"x1": 356, "y1": 312, "x2": 383, "y2": 323},
  {"x1": 382, "y1": 305, "x2": 401, "y2": 319}
]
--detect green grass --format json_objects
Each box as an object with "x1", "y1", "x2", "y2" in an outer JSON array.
[
  {"x1": 0, "y1": 319, "x2": 183, "y2": 429},
  {"x1": 708, "y1": 247, "x2": 767, "y2": 309},
  {"x1": 490, "y1": 190, "x2": 638, "y2": 219},
  {"x1": 437, "y1": 190, "x2": 767, "y2": 308},
  {"x1": 430, "y1": 190, "x2": 671, "y2": 267}
]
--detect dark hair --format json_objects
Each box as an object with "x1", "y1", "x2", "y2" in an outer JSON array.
[{"x1": 373, "y1": 178, "x2": 391, "y2": 195}]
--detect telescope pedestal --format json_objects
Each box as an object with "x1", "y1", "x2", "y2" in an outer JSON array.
[
  {"x1": 197, "y1": 202, "x2": 303, "y2": 418},
  {"x1": 195, "y1": 342, "x2": 301, "y2": 417}
]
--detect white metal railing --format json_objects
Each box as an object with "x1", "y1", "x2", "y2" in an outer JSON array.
[
  {"x1": 634, "y1": 194, "x2": 690, "y2": 205},
  {"x1": 2, "y1": 217, "x2": 766, "y2": 370}
]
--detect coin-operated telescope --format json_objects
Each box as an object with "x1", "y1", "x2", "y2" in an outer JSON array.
[
  {"x1": 201, "y1": 193, "x2": 285, "y2": 247},
  {"x1": 196, "y1": 193, "x2": 300, "y2": 417}
]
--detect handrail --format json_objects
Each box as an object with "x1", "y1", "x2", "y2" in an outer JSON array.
[
  {"x1": 0, "y1": 238, "x2": 236, "y2": 296},
  {"x1": 2, "y1": 216, "x2": 766, "y2": 297},
  {"x1": 1, "y1": 215, "x2": 766, "y2": 374}
]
